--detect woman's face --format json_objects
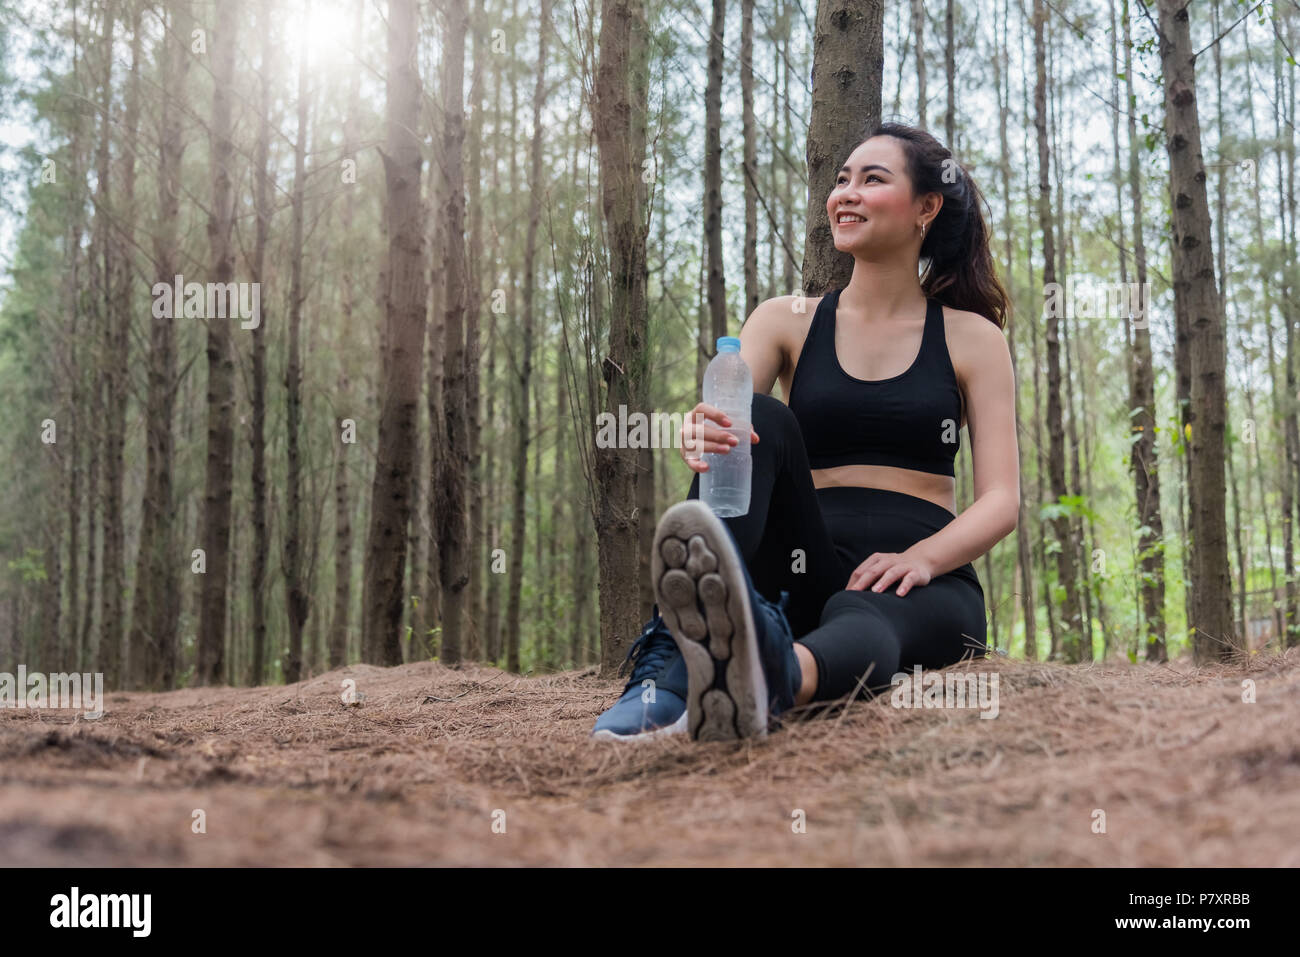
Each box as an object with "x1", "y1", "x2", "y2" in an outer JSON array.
[{"x1": 826, "y1": 136, "x2": 933, "y2": 255}]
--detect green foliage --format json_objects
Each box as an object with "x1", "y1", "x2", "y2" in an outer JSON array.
[
  {"x1": 7, "y1": 547, "x2": 46, "y2": 583},
  {"x1": 1039, "y1": 494, "x2": 1100, "y2": 525}
]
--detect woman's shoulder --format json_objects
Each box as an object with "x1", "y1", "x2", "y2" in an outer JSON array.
[
  {"x1": 749, "y1": 293, "x2": 822, "y2": 344},
  {"x1": 937, "y1": 304, "x2": 1008, "y2": 357},
  {"x1": 936, "y1": 304, "x2": 1011, "y2": 393}
]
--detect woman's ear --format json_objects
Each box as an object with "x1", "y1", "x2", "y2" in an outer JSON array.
[{"x1": 922, "y1": 191, "x2": 944, "y2": 224}]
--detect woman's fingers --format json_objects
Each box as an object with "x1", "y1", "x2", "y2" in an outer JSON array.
[
  {"x1": 871, "y1": 565, "x2": 906, "y2": 593},
  {"x1": 694, "y1": 403, "x2": 732, "y2": 427},
  {"x1": 847, "y1": 554, "x2": 885, "y2": 590},
  {"x1": 684, "y1": 425, "x2": 740, "y2": 454},
  {"x1": 681, "y1": 403, "x2": 756, "y2": 467}
]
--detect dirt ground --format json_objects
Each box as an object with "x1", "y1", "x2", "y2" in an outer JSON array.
[{"x1": 2, "y1": 648, "x2": 1298, "y2": 866}]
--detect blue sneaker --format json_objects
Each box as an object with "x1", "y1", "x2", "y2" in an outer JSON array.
[
  {"x1": 651, "y1": 500, "x2": 802, "y2": 740},
  {"x1": 590, "y1": 606, "x2": 689, "y2": 741}
]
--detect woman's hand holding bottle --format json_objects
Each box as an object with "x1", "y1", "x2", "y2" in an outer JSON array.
[{"x1": 679, "y1": 401, "x2": 760, "y2": 474}]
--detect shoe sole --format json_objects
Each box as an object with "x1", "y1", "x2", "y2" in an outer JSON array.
[
  {"x1": 651, "y1": 500, "x2": 768, "y2": 741},
  {"x1": 590, "y1": 711, "x2": 688, "y2": 742}
]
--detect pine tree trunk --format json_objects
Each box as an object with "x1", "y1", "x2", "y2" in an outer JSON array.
[
  {"x1": 741, "y1": 0, "x2": 757, "y2": 319},
  {"x1": 1157, "y1": 0, "x2": 1236, "y2": 660},
  {"x1": 1034, "y1": 0, "x2": 1082, "y2": 660},
  {"x1": 1243, "y1": 16, "x2": 1284, "y2": 643},
  {"x1": 88, "y1": 1, "x2": 112, "y2": 682},
  {"x1": 130, "y1": 0, "x2": 189, "y2": 690},
  {"x1": 1118, "y1": 0, "x2": 1166, "y2": 660},
  {"x1": 283, "y1": 19, "x2": 310, "y2": 684},
  {"x1": 196, "y1": 0, "x2": 242, "y2": 685},
  {"x1": 466, "y1": 0, "x2": 489, "y2": 663},
  {"x1": 105, "y1": 1, "x2": 141, "y2": 686},
  {"x1": 944, "y1": 0, "x2": 955, "y2": 148},
  {"x1": 802, "y1": 0, "x2": 884, "y2": 293},
  {"x1": 433, "y1": 0, "x2": 471, "y2": 666},
  {"x1": 912, "y1": 0, "x2": 926, "y2": 128},
  {"x1": 593, "y1": 0, "x2": 653, "y2": 673},
  {"x1": 362, "y1": 0, "x2": 428, "y2": 666}
]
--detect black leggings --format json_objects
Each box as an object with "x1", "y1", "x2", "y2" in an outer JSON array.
[{"x1": 686, "y1": 392, "x2": 987, "y2": 702}]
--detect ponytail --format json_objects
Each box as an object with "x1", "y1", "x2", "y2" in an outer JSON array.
[{"x1": 869, "y1": 122, "x2": 1009, "y2": 330}]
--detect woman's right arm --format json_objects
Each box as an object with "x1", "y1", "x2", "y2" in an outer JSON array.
[{"x1": 679, "y1": 298, "x2": 790, "y2": 473}]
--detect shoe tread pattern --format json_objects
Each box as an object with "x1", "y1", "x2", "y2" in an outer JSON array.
[{"x1": 652, "y1": 501, "x2": 768, "y2": 741}]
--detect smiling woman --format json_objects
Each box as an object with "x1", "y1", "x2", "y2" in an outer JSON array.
[{"x1": 594, "y1": 122, "x2": 1019, "y2": 742}]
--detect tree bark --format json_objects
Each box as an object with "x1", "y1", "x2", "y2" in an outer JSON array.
[
  {"x1": 105, "y1": 1, "x2": 141, "y2": 686},
  {"x1": 130, "y1": 0, "x2": 190, "y2": 690},
  {"x1": 196, "y1": 0, "x2": 242, "y2": 685},
  {"x1": 1156, "y1": 0, "x2": 1237, "y2": 660},
  {"x1": 505, "y1": 0, "x2": 551, "y2": 673},
  {"x1": 593, "y1": 0, "x2": 652, "y2": 672},
  {"x1": 432, "y1": 0, "x2": 471, "y2": 666},
  {"x1": 802, "y1": 0, "x2": 883, "y2": 294},
  {"x1": 283, "y1": 10, "x2": 311, "y2": 684},
  {"x1": 362, "y1": 0, "x2": 428, "y2": 666}
]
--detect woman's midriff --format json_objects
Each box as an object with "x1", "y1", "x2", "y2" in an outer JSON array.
[{"x1": 810, "y1": 463, "x2": 957, "y2": 516}]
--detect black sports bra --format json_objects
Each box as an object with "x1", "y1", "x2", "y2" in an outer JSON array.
[{"x1": 786, "y1": 289, "x2": 963, "y2": 477}]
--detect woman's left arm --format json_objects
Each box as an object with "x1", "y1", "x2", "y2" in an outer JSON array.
[{"x1": 847, "y1": 312, "x2": 1020, "y2": 597}]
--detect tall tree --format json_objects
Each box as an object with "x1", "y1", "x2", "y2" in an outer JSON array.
[
  {"x1": 944, "y1": 0, "x2": 955, "y2": 148},
  {"x1": 283, "y1": 5, "x2": 311, "y2": 683},
  {"x1": 329, "y1": 0, "x2": 364, "y2": 671},
  {"x1": 247, "y1": 0, "x2": 275, "y2": 685},
  {"x1": 362, "y1": 0, "x2": 427, "y2": 665},
  {"x1": 85, "y1": 0, "x2": 112, "y2": 679},
  {"x1": 741, "y1": 0, "x2": 757, "y2": 319},
  {"x1": 593, "y1": 0, "x2": 652, "y2": 671},
  {"x1": 802, "y1": 0, "x2": 883, "y2": 292},
  {"x1": 1156, "y1": 0, "x2": 1236, "y2": 660},
  {"x1": 465, "y1": 0, "x2": 489, "y2": 661},
  {"x1": 104, "y1": 1, "x2": 142, "y2": 686},
  {"x1": 912, "y1": 0, "x2": 926, "y2": 127},
  {"x1": 432, "y1": 0, "x2": 471, "y2": 666},
  {"x1": 130, "y1": 0, "x2": 190, "y2": 690},
  {"x1": 1121, "y1": 0, "x2": 1166, "y2": 661},
  {"x1": 505, "y1": 0, "x2": 552, "y2": 674},
  {"x1": 1034, "y1": 0, "x2": 1083, "y2": 660},
  {"x1": 704, "y1": 0, "x2": 726, "y2": 347},
  {"x1": 196, "y1": 0, "x2": 242, "y2": 685}
]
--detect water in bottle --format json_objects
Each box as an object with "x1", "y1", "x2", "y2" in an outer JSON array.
[{"x1": 700, "y1": 335, "x2": 752, "y2": 517}]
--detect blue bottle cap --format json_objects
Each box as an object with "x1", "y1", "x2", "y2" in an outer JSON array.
[{"x1": 716, "y1": 336, "x2": 741, "y2": 352}]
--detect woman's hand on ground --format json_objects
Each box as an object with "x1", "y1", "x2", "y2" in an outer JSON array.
[
  {"x1": 845, "y1": 548, "x2": 934, "y2": 597},
  {"x1": 680, "y1": 401, "x2": 759, "y2": 473}
]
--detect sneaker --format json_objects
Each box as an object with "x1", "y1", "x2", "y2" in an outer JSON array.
[
  {"x1": 590, "y1": 606, "x2": 689, "y2": 741},
  {"x1": 651, "y1": 499, "x2": 802, "y2": 741}
]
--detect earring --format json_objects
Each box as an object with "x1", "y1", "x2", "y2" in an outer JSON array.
[{"x1": 920, "y1": 222, "x2": 927, "y2": 239}]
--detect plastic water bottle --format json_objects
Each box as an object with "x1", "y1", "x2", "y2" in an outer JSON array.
[{"x1": 700, "y1": 336, "x2": 752, "y2": 517}]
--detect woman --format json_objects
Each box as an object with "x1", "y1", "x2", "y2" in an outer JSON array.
[{"x1": 592, "y1": 122, "x2": 1019, "y2": 742}]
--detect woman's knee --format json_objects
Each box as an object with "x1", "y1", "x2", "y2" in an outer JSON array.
[
  {"x1": 751, "y1": 391, "x2": 801, "y2": 439},
  {"x1": 807, "y1": 590, "x2": 903, "y2": 698}
]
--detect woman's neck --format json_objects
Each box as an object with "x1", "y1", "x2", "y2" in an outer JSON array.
[{"x1": 841, "y1": 257, "x2": 927, "y2": 320}]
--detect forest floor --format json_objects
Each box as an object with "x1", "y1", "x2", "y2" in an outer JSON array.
[{"x1": 2, "y1": 647, "x2": 1298, "y2": 866}]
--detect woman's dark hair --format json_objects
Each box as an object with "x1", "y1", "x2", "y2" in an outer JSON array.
[{"x1": 863, "y1": 122, "x2": 1009, "y2": 330}]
